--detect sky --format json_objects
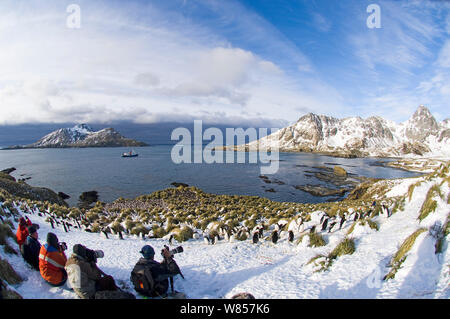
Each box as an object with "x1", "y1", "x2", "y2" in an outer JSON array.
[{"x1": 0, "y1": 0, "x2": 449, "y2": 127}]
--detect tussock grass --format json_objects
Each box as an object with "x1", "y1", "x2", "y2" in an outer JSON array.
[
  {"x1": 0, "y1": 281, "x2": 23, "y2": 299},
  {"x1": 407, "y1": 181, "x2": 422, "y2": 202},
  {"x1": 309, "y1": 238, "x2": 356, "y2": 272},
  {"x1": 329, "y1": 238, "x2": 356, "y2": 260},
  {"x1": 384, "y1": 228, "x2": 426, "y2": 280},
  {"x1": 0, "y1": 256, "x2": 23, "y2": 285},
  {"x1": 418, "y1": 184, "x2": 442, "y2": 221},
  {"x1": 392, "y1": 197, "x2": 406, "y2": 215},
  {"x1": 0, "y1": 223, "x2": 17, "y2": 255},
  {"x1": 347, "y1": 219, "x2": 378, "y2": 235},
  {"x1": 152, "y1": 226, "x2": 166, "y2": 238},
  {"x1": 173, "y1": 226, "x2": 194, "y2": 242},
  {"x1": 308, "y1": 232, "x2": 327, "y2": 247}
]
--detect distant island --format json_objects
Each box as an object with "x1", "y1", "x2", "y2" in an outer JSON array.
[{"x1": 2, "y1": 124, "x2": 148, "y2": 149}]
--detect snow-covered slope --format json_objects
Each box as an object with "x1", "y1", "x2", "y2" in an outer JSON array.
[
  {"x1": 1, "y1": 165, "x2": 448, "y2": 299},
  {"x1": 6, "y1": 124, "x2": 147, "y2": 149},
  {"x1": 237, "y1": 105, "x2": 450, "y2": 158}
]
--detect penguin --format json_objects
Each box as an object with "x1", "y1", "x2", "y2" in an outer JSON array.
[
  {"x1": 224, "y1": 232, "x2": 230, "y2": 242},
  {"x1": 271, "y1": 230, "x2": 279, "y2": 244},
  {"x1": 62, "y1": 222, "x2": 68, "y2": 233},
  {"x1": 169, "y1": 234, "x2": 174, "y2": 245},
  {"x1": 328, "y1": 222, "x2": 337, "y2": 233},
  {"x1": 102, "y1": 229, "x2": 109, "y2": 239},
  {"x1": 118, "y1": 230, "x2": 124, "y2": 240},
  {"x1": 258, "y1": 227, "x2": 264, "y2": 239},
  {"x1": 288, "y1": 230, "x2": 294, "y2": 243},
  {"x1": 203, "y1": 236, "x2": 210, "y2": 245},
  {"x1": 321, "y1": 218, "x2": 329, "y2": 232},
  {"x1": 310, "y1": 225, "x2": 316, "y2": 233},
  {"x1": 252, "y1": 232, "x2": 259, "y2": 244},
  {"x1": 339, "y1": 216, "x2": 346, "y2": 230}
]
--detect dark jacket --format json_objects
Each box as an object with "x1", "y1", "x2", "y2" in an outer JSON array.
[{"x1": 21, "y1": 236, "x2": 41, "y2": 270}]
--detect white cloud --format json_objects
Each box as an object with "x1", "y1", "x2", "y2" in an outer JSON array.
[{"x1": 0, "y1": 0, "x2": 346, "y2": 126}]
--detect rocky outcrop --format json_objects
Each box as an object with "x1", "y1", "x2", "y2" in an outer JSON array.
[
  {"x1": 4, "y1": 124, "x2": 147, "y2": 149},
  {"x1": 0, "y1": 171, "x2": 67, "y2": 206}
]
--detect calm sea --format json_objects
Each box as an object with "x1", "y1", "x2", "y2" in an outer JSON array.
[{"x1": 0, "y1": 145, "x2": 420, "y2": 207}]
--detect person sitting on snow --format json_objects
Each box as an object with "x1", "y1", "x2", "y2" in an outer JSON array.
[
  {"x1": 65, "y1": 244, "x2": 119, "y2": 299},
  {"x1": 16, "y1": 217, "x2": 32, "y2": 250},
  {"x1": 20, "y1": 224, "x2": 41, "y2": 270},
  {"x1": 130, "y1": 245, "x2": 177, "y2": 297},
  {"x1": 39, "y1": 232, "x2": 68, "y2": 287}
]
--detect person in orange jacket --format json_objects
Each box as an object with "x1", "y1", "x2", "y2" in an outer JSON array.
[
  {"x1": 16, "y1": 217, "x2": 32, "y2": 249},
  {"x1": 39, "y1": 232, "x2": 68, "y2": 287}
]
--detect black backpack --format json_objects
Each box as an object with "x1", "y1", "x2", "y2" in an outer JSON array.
[{"x1": 130, "y1": 262, "x2": 169, "y2": 297}]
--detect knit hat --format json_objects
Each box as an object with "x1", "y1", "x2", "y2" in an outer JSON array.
[
  {"x1": 73, "y1": 244, "x2": 87, "y2": 259},
  {"x1": 28, "y1": 225, "x2": 38, "y2": 235},
  {"x1": 140, "y1": 245, "x2": 155, "y2": 259}
]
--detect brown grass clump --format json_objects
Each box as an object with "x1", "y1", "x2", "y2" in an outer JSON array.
[
  {"x1": 384, "y1": 228, "x2": 426, "y2": 280},
  {"x1": 0, "y1": 256, "x2": 23, "y2": 285},
  {"x1": 418, "y1": 184, "x2": 442, "y2": 221}
]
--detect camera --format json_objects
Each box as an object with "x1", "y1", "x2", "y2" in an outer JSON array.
[
  {"x1": 86, "y1": 248, "x2": 104, "y2": 263},
  {"x1": 59, "y1": 242, "x2": 67, "y2": 251},
  {"x1": 162, "y1": 245, "x2": 183, "y2": 257}
]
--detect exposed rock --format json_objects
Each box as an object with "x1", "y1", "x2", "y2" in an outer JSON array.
[
  {"x1": 58, "y1": 192, "x2": 71, "y2": 200},
  {"x1": 0, "y1": 173, "x2": 67, "y2": 206},
  {"x1": 1, "y1": 168, "x2": 16, "y2": 175},
  {"x1": 294, "y1": 185, "x2": 349, "y2": 197},
  {"x1": 171, "y1": 182, "x2": 189, "y2": 188},
  {"x1": 333, "y1": 166, "x2": 347, "y2": 177}
]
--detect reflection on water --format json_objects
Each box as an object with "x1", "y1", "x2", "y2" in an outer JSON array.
[{"x1": 0, "y1": 145, "x2": 421, "y2": 206}]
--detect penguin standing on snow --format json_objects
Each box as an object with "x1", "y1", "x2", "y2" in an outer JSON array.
[
  {"x1": 169, "y1": 234, "x2": 174, "y2": 245},
  {"x1": 258, "y1": 227, "x2": 264, "y2": 238},
  {"x1": 252, "y1": 232, "x2": 259, "y2": 244},
  {"x1": 288, "y1": 230, "x2": 294, "y2": 243},
  {"x1": 328, "y1": 221, "x2": 337, "y2": 233},
  {"x1": 339, "y1": 216, "x2": 346, "y2": 230},
  {"x1": 321, "y1": 218, "x2": 329, "y2": 232},
  {"x1": 271, "y1": 230, "x2": 279, "y2": 244},
  {"x1": 310, "y1": 225, "x2": 316, "y2": 233}
]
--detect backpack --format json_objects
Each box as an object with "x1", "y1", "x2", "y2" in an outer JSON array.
[{"x1": 130, "y1": 262, "x2": 170, "y2": 297}]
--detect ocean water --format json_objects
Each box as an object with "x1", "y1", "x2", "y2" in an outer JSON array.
[{"x1": 0, "y1": 145, "x2": 420, "y2": 207}]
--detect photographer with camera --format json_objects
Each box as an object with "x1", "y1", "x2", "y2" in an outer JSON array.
[
  {"x1": 65, "y1": 244, "x2": 124, "y2": 299},
  {"x1": 39, "y1": 232, "x2": 68, "y2": 287},
  {"x1": 130, "y1": 245, "x2": 184, "y2": 298}
]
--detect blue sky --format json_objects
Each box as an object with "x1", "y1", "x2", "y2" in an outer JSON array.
[{"x1": 0, "y1": 0, "x2": 448, "y2": 126}]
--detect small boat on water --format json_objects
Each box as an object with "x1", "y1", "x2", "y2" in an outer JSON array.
[{"x1": 122, "y1": 150, "x2": 139, "y2": 158}]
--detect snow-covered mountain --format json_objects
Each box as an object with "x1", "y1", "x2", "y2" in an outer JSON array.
[
  {"x1": 235, "y1": 106, "x2": 449, "y2": 158},
  {"x1": 6, "y1": 124, "x2": 147, "y2": 148}
]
